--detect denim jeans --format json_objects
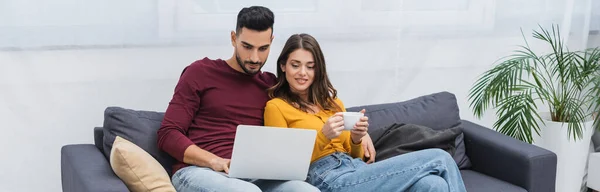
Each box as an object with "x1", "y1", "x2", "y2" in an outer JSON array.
[
  {"x1": 171, "y1": 166, "x2": 320, "y2": 192},
  {"x1": 306, "y1": 149, "x2": 467, "y2": 192}
]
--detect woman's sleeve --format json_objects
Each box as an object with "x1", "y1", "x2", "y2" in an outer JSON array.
[
  {"x1": 348, "y1": 138, "x2": 365, "y2": 159},
  {"x1": 264, "y1": 102, "x2": 288, "y2": 128}
]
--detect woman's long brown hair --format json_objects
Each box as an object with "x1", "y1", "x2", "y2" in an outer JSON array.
[{"x1": 267, "y1": 33, "x2": 341, "y2": 113}]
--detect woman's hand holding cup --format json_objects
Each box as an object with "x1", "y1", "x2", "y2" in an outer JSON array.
[
  {"x1": 322, "y1": 112, "x2": 345, "y2": 140},
  {"x1": 344, "y1": 109, "x2": 369, "y2": 144},
  {"x1": 322, "y1": 110, "x2": 369, "y2": 143}
]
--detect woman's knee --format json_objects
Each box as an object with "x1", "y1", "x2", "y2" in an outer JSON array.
[
  {"x1": 409, "y1": 175, "x2": 449, "y2": 192},
  {"x1": 423, "y1": 148, "x2": 448, "y2": 156},
  {"x1": 421, "y1": 148, "x2": 454, "y2": 162}
]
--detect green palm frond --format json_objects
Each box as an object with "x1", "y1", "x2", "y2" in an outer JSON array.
[
  {"x1": 468, "y1": 51, "x2": 536, "y2": 118},
  {"x1": 561, "y1": 97, "x2": 587, "y2": 140},
  {"x1": 493, "y1": 91, "x2": 541, "y2": 142},
  {"x1": 469, "y1": 24, "x2": 600, "y2": 143},
  {"x1": 586, "y1": 49, "x2": 600, "y2": 133}
]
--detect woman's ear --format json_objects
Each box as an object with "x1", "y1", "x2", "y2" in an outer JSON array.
[{"x1": 280, "y1": 64, "x2": 285, "y2": 72}]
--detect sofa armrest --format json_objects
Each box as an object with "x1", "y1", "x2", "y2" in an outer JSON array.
[
  {"x1": 460, "y1": 120, "x2": 556, "y2": 192},
  {"x1": 61, "y1": 144, "x2": 129, "y2": 192},
  {"x1": 94, "y1": 127, "x2": 104, "y2": 152}
]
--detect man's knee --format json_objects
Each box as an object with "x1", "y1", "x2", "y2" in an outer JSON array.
[
  {"x1": 175, "y1": 178, "x2": 261, "y2": 192},
  {"x1": 226, "y1": 182, "x2": 262, "y2": 192},
  {"x1": 172, "y1": 166, "x2": 262, "y2": 192},
  {"x1": 274, "y1": 180, "x2": 320, "y2": 192}
]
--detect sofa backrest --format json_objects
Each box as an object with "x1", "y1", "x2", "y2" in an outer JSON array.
[
  {"x1": 101, "y1": 107, "x2": 175, "y2": 175},
  {"x1": 97, "y1": 91, "x2": 462, "y2": 175},
  {"x1": 346, "y1": 91, "x2": 461, "y2": 140}
]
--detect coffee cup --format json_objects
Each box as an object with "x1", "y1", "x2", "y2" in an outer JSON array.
[{"x1": 342, "y1": 112, "x2": 364, "y2": 130}]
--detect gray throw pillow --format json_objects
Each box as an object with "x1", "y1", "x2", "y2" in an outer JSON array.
[
  {"x1": 453, "y1": 131, "x2": 472, "y2": 169},
  {"x1": 102, "y1": 106, "x2": 175, "y2": 175},
  {"x1": 370, "y1": 123, "x2": 472, "y2": 169}
]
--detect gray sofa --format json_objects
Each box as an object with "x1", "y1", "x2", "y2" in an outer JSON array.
[{"x1": 61, "y1": 91, "x2": 557, "y2": 192}]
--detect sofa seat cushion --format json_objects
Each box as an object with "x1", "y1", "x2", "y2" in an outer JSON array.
[
  {"x1": 102, "y1": 106, "x2": 175, "y2": 175},
  {"x1": 461, "y1": 170, "x2": 526, "y2": 192}
]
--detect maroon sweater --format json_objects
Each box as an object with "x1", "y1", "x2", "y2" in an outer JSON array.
[{"x1": 157, "y1": 57, "x2": 276, "y2": 174}]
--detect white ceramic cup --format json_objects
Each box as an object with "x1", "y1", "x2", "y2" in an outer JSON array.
[{"x1": 342, "y1": 112, "x2": 364, "y2": 130}]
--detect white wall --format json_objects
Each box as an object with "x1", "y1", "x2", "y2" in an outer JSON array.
[{"x1": 1, "y1": 0, "x2": 598, "y2": 191}]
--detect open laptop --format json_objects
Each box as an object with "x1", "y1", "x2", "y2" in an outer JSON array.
[{"x1": 228, "y1": 125, "x2": 317, "y2": 181}]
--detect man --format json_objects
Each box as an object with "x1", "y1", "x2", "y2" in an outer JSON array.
[{"x1": 157, "y1": 6, "x2": 375, "y2": 192}]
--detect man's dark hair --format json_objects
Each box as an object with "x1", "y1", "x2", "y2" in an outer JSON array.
[{"x1": 236, "y1": 6, "x2": 274, "y2": 35}]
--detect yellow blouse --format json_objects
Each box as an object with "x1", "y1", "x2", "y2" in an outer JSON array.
[{"x1": 264, "y1": 98, "x2": 364, "y2": 163}]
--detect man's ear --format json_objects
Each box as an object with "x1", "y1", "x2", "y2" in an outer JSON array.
[
  {"x1": 230, "y1": 31, "x2": 237, "y2": 47},
  {"x1": 271, "y1": 35, "x2": 274, "y2": 42}
]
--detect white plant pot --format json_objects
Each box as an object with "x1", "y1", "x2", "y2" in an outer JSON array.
[{"x1": 532, "y1": 112, "x2": 594, "y2": 192}]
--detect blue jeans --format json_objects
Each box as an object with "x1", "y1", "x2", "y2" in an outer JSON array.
[
  {"x1": 172, "y1": 166, "x2": 320, "y2": 192},
  {"x1": 306, "y1": 149, "x2": 467, "y2": 192}
]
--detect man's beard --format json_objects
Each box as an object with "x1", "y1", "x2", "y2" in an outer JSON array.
[{"x1": 236, "y1": 53, "x2": 264, "y2": 75}]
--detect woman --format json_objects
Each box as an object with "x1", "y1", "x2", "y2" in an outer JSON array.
[{"x1": 264, "y1": 33, "x2": 467, "y2": 192}]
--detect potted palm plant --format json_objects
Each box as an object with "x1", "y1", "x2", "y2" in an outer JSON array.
[{"x1": 468, "y1": 24, "x2": 600, "y2": 192}]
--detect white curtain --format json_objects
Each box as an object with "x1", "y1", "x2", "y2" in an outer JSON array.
[{"x1": 0, "y1": 0, "x2": 598, "y2": 191}]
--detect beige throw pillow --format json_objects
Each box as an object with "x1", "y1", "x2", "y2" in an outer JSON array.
[{"x1": 110, "y1": 136, "x2": 176, "y2": 192}]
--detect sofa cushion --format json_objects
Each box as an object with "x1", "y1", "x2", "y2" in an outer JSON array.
[
  {"x1": 453, "y1": 131, "x2": 472, "y2": 169},
  {"x1": 102, "y1": 107, "x2": 175, "y2": 175},
  {"x1": 370, "y1": 122, "x2": 471, "y2": 169},
  {"x1": 461, "y1": 170, "x2": 527, "y2": 192},
  {"x1": 346, "y1": 91, "x2": 461, "y2": 134},
  {"x1": 110, "y1": 136, "x2": 176, "y2": 192}
]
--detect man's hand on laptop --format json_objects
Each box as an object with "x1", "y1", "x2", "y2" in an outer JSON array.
[{"x1": 209, "y1": 157, "x2": 231, "y2": 174}]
